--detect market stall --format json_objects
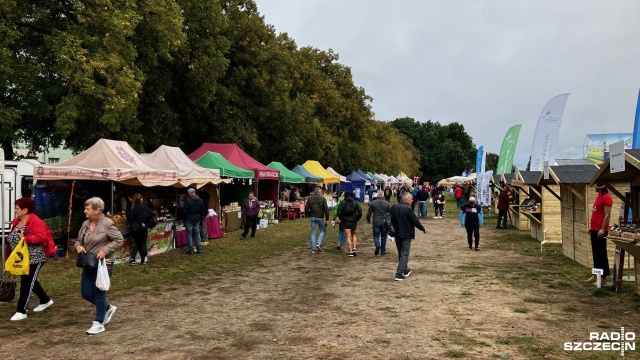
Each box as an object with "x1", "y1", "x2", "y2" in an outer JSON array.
[
  {"x1": 33, "y1": 139, "x2": 179, "y2": 262},
  {"x1": 499, "y1": 173, "x2": 526, "y2": 230},
  {"x1": 342, "y1": 171, "x2": 370, "y2": 202},
  {"x1": 188, "y1": 143, "x2": 280, "y2": 208},
  {"x1": 193, "y1": 151, "x2": 254, "y2": 232},
  {"x1": 539, "y1": 165, "x2": 628, "y2": 268},
  {"x1": 591, "y1": 149, "x2": 639, "y2": 293},
  {"x1": 291, "y1": 165, "x2": 323, "y2": 184},
  {"x1": 515, "y1": 170, "x2": 553, "y2": 241},
  {"x1": 267, "y1": 161, "x2": 305, "y2": 221},
  {"x1": 145, "y1": 145, "x2": 228, "y2": 242}
]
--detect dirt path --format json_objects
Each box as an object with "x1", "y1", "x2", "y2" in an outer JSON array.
[{"x1": 2, "y1": 214, "x2": 640, "y2": 359}]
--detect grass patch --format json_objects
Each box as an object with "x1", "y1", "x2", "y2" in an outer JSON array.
[
  {"x1": 249, "y1": 322, "x2": 273, "y2": 332},
  {"x1": 592, "y1": 288, "x2": 614, "y2": 297},
  {"x1": 374, "y1": 338, "x2": 391, "y2": 345},
  {"x1": 461, "y1": 290, "x2": 473, "y2": 296},
  {"x1": 457, "y1": 263, "x2": 482, "y2": 271},
  {"x1": 513, "y1": 307, "x2": 529, "y2": 313},
  {"x1": 562, "y1": 305, "x2": 578, "y2": 313},
  {"x1": 523, "y1": 297, "x2": 545, "y2": 304},
  {"x1": 444, "y1": 350, "x2": 466, "y2": 358}
]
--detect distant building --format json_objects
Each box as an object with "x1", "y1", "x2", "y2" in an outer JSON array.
[
  {"x1": 554, "y1": 158, "x2": 589, "y2": 166},
  {"x1": 14, "y1": 142, "x2": 74, "y2": 164}
]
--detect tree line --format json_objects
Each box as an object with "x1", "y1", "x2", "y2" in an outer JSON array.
[{"x1": 0, "y1": 0, "x2": 479, "y2": 180}]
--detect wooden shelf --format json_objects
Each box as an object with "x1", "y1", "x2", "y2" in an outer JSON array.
[
  {"x1": 609, "y1": 236, "x2": 640, "y2": 259},
  {"x1": 521, "y1": 211, "x2": 542, "y2": 225}
]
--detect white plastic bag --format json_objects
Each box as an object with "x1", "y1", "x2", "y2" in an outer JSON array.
[
  {"x1": 96, "y1": 259, "x2": 111, "y2": 291},
  {"x1": 387, "y1": 234, "x2": 395, "y2": 243}
]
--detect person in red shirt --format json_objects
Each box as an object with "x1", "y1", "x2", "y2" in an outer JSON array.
[
  {"x1": 496, "y1": 184, "x2": 511, "y2": 229},
  {"x1": 586, "y1": 183, "x2": 613, "y2": 284}
]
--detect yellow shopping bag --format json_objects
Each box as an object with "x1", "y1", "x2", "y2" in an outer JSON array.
[{"x1": 5, "y1": 239, "x2": 29, "y2": 276}]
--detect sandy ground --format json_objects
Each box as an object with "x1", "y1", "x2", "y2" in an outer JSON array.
[{"x1": 1, "y1": 213, "x2": 640, "y2": 359}]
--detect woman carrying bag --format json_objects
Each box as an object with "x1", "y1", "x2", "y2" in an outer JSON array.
[
  {"x1": 5, "y1": 198, "x2": 56, "y2": 321},
  {"x1": 75, "y1": 197, "x2": 124, "y2": 335}
]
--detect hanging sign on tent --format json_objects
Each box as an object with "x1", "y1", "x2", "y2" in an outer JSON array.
[{"x1": 610, "y1": 141, "x2": 625, "y2": 174}]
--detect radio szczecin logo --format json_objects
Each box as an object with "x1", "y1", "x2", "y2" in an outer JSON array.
[{"x1": 565, "y1": 328, "x2": 635, "y2": 356}]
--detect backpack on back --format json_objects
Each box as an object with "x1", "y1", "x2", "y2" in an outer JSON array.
[{"x1": 342, "y1": 199, "x2": 357, "y2": 217}]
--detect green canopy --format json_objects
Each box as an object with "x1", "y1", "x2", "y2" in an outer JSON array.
[
  {"x1": 267, "y1": 161, "x2": 305, "y2": 183},
  {"x1": 194, "y1": 151, "x2": 254, "y2": 179},
  {"x1": 367, "y1": 172, "x2": 384, "y2": 183}
]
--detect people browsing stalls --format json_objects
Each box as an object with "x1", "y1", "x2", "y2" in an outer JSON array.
[
  {"x1": 460, "y1": 197, "x2": 483, "y2": 251},
  {"x1": 75, "y1": 197, "x2": 124, "y2": 335},
  {"x1": 128, "y1": 198, "x2": 155, "y2": 265},
  {"x1": 241, "y1": 192, "x2": 261, "y2": 240},
  {"x1": 183, "y1": 188, "x2": 204, "y2": 254},
  {"x1": 6, "y1": 198, "x2": 56, "y2": 321}
]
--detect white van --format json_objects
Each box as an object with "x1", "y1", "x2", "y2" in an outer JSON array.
[{"x1": 1, "y1": 159, "x2": 39, "y2": 234}]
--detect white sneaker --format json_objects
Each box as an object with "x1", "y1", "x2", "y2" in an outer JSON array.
[
  {"x1": 104, "y1": 305, "x2": 117, "y2": 325},
  {"x1": 86, "y1": 321, "x2": 105, "y2": 335},
  {"x1": 10, "y1": 312, "x2": 27, "y2": 321},
  {"x1": 33, "y1": 300, "x2": 54, "y2": 312},
  {"x1": 433, "y1": 216, "x2": 438, "y2": 219}
]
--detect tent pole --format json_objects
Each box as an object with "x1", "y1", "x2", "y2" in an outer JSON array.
[
  {"x1": 173, "y1": 188, "x2": 178, "y2": 249},
  {"x1": 110, "y1": 181, "x2": 114, "y2": 214},
  {"x1": 0, "y1": 173, "x2": 5, "y2": 272},
  {"x1": 65, "y1": 180, "x2": 76, "y2": 259}
]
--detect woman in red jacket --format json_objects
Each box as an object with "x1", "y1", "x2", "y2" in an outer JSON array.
[{"x1": 6, "y1": 197, "x2": 56, "y2": 321}]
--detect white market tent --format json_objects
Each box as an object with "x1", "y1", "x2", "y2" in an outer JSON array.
[
  {"x1": 145, "y1": 145, "x2": 230, "y2": 187},
  {"x1": 326, "y1": 167, "x2": 349, "y2": 183}
]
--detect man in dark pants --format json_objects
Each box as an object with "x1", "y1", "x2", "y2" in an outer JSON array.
[
  {"x1": 241, "y1": 191, "x2": 261, "y2": 240},
  {"x1": 390, "y1": 192, "x2": 426, "y2": 281},
  {"x1": 183, "y1": 188, "x2": 204, "y2": 254},
  {"x1": 496, "y1": 183, "x2": 510, "y2": 229},
  {"x1": 586, "y1": 183, "x2": 613, "y2": 284},
  {"x1": 367, "y1": 190, "x2": 391, "y2": 256}
]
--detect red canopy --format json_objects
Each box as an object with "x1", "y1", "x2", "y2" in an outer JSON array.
[{"x1": 188, "y1": 143, "x2": 279, "y2": 181}]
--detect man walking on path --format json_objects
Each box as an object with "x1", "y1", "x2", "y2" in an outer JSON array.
[
  {"x1": 184, "y1": 188, "x2": 204, "y2": 254},
  {"x1": 390, "y1": 192, "x2": 426, "y2": 281},
  {"x1": 307, "y1": 188, "x2": 330, "y2": 253},
  {"x1": 416, "y1": 185, "x2": 430, "y2": 219},
  {"x1": 333, "y1": 192, "x2": 347, "y2": 250},
  {"x1": 460, "y1": 197, "x2": 483, "y2": 250},
  {"x1": 241, "y1": 192, "x2": 260, "y2": 240},
  {"x1": 384, "y1": 185, "x2": 392, "y2": 203},
  {"x1": 496, "y1": 184, "x2": 511, "y2": 229},
  {"x1": 366, "y1": 190, "x2": 391, "y2": 256}
]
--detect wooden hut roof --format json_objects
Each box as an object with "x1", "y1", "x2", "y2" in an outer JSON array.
[
  {"x1": 538, "y1": 164, "x2": 599, "y2": 185},
  {"x1": 590, "y1": 149, "x2": 640, "y2": 185},
  {"x1": 519, "y1": 171, "x2": 541, "y2": 185},
  {"x1": 502, "y1": 173, "x2": 516, "y2": 184}
]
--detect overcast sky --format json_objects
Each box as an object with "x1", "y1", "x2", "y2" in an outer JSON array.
[{"x1": 255, "y1": 0, "x2": 640, "y2": 169}]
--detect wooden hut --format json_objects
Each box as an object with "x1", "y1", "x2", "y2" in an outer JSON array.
[
  {"x1": 501, "y1": 173, "x2": 526, "y2": 230},
  {"x1": 542, "y1": 165, "x2": 629, "y2": 268},
  {"x1": 591, "y1": 149, "x2": 639, "y2": 294},
  {"x1": 516, "y1": 170, "x2": 562, "y2": 243}
]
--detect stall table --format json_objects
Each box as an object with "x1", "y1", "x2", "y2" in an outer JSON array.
[{"x1": 222, "y1": 210, "x2": 242, "y2": 232}]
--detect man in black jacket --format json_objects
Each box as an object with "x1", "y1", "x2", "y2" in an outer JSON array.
[
  {"x1": 183, "y1": 188, "x2": 204, "y2": 254},
  {"x1": 390, "y1": 192, "x2": 426, "y2": 281}
]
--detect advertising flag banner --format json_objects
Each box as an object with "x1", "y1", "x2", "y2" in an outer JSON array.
[
  {"x1": 530, "y1": 94, "x2": 570, "y2": 171},
  {"x1": 610, "y1": 141, "x2": 625, "y2": 173},
  {"x1": 633, "y1": 88, "x2": 640, "y2": 149},
  {"x1": 496, "y1": 125, "x2": 522, "y2": 174},
  {"x1": 478, "y1": 170, "x2": 493, "y2": 207},
  {"x1": 476, "y1": 146, "x2": 484, "y2": 178}
]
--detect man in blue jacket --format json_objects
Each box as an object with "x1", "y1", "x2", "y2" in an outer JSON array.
[
  {"x1": 390, "y1": 192, "x2": 426, "y2": 281},
  {"x1": 184, "y1": 188, "x2": 204, "y2": 254}
]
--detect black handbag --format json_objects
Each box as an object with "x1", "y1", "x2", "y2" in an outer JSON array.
[
  {"x1": 76, "y1": 252, "x2": 98, "y2": 270},
  {"x1": 0, "y1": 273, "x2": 16, "y2": 302}
]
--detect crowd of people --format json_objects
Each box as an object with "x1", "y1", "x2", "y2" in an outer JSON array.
[{"x1": 12, "y1": 177, "x2": 621, "y2": 333}]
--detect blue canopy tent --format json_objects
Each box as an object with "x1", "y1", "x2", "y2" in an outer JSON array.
[
  {"x1": 342, "y1": 171, "x2": 370, "y2": 202},
  {"x1": 291, "y1": 165, "x2": 323, "y2": 183},
  {"x1": 356, "y1": 169, "x2": 375, "y2": 184}
]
